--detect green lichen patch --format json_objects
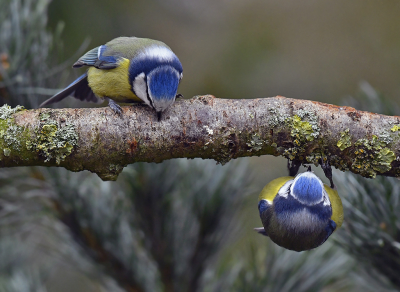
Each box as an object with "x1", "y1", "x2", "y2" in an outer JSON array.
[
  {"x1": 0, "y1": 104, "x2": 25, "y2": 120},
  {"x1": 28, "y1": 122, "x2": 79, "y2": 164},
  {"x1": 295, "y1": 109, "x2": 320, "y2": 138},
  {"x1": 337, "y1": 129, "x2": 352, "y2": 151},
  {"x1": 391, "y1": 125, "x2": 400, "y2": 132},
  {"x1": 286, "y1": 115, "x2": 315, "y2": 142},
  {"x1": 247, "y1": 133, "x2": 263, "y2": 152},
  {"x1": 0, "y1": 105, "x2": 27, "y2": 156},
  {"x1": 280, "y1": 112, "x2": 320, "y2": 162},
  {"x1": 39, "y1": 112, "x2": 51, "y2": 121},
  {"x1": 306, "y1": 153, "x2": 322, "y2": 166},
  {"x1": 352, "y1": 135, "x2": 395, "y2": 177},
  {"x1": 283, "y1": 147, "x2": 300, "y2": 161}
]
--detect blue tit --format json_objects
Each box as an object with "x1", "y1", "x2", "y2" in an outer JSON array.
[
  {"x1": 40, "y1": 37, "x2": 183, "y2": 120},
  {"x1": 254, "y1": 166, "x2": 343, "y2": 252}
]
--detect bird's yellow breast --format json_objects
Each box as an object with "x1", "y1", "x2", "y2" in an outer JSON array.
[
  {"x1": 324, "y1": 185, "x2": 344, "y2": 229},
  {"x1": 87, "y1": 58, "x2": 141, "y2": 103}
]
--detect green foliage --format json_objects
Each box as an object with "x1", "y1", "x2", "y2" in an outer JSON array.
[
  {"x1": 214, "y1": 242, "x2": 354, "y2": 292},
  {"x1": 0, "y1": 159, "x2": 252, "y2": 291},
  {"x1": 58, "y1": 159, "x2": 252, "y2": 292},
  {"x1": 0, "y1": 167, "x2": 123, "y2": 292},
  {"x1": 335, "y1": 172, "x2": 400, "y2": 291},
  {"x1": 0, "y1": 0, "x2": 77, "y2": 108}
]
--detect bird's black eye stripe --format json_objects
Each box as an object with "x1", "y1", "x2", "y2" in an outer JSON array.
[
  {"x1": 286, "y1": 183, "x2": 292, "y2": 195},
  {"x1": 145, "y1": 75, "x2": 154, "y2": 108}
]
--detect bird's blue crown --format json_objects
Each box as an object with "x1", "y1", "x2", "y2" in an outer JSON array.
[
  {"x1": 291, "y1": 172, "x2": 323, "y2": 205},
  {"x1": 148, "y1": 66, "x2": 180, "y2": 101},
  {"x1": 128, "y1": 54, "x2": 182, "y2": 84}
]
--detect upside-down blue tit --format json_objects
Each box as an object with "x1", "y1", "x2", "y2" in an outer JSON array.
[
  {"x1": 254, "y1": 162, "x2": 343, "y2": 252},
  {"x1": 40, "y1": 37, "x2": 183, "y2": 120}
]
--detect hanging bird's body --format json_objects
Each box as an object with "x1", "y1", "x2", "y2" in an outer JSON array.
[
  {"x1": 261, "y1": 189, "x2": 334, "y2": 251},
  {"x1": 256, "y1": 172, "x2": 343, "y2": 252}
]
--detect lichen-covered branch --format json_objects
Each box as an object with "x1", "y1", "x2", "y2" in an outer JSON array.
[{"x1": 1, "y1": 95, "x2": 400, "y2": 181}]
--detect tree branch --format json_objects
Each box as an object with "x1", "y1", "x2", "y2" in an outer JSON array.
[{"x1": 1, "y1": 95, "x2": 400, "y2": 180}]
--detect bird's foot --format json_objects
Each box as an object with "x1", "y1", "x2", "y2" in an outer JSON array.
[
  {"x1": 287, "y1": 159, "x2": 302, "y2": 177},
  {"x1": 107, "y1": 99, "x2": 122, "y2": 116},
  {"x1": 176, "y1": 93, "x2": 184, "y2": 99},
  {"x1": 320, "y1": 159, "x2": 335, "y2": 189}
]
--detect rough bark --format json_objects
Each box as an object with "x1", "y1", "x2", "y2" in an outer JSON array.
[{"x1": 1, "y1": 95, "x2": 400, "y2": 181}]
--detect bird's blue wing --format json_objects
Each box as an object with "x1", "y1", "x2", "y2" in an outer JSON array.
[
  {"x1": 321, "y1": 219, "x2": 336, "y2": 244},
  {"x1": 255, "y1": 200, "x2": 271, "y2": 237},
  {"x1": 258, "y1": 200, "x2": 270, "y2": 216},
  {"x1": 73, "y1": 45, "x2": 119, "y2": 70},
  {"x1": 73, "y1": 46, "x2": 100, "y2": 68}
]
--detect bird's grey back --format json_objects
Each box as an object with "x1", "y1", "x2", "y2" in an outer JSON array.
[{"x1": 104, "y1": 37, "x2": 171, "y2": 60}]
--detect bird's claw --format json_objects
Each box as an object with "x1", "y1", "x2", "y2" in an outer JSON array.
[
  {"x1": 108, "y1": 99, "x2": 122, "y2": 116},
  {"x1": 320, "y1": 159, "x2": 335, "y2": 189},
  {"x1": 287, "y1": 159, "x2": 302, "y2": 176},
  {"x1": 176, "y1": 93, "x2": 184, "y2": 99}
]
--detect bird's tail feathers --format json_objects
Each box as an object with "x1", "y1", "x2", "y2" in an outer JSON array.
[
  {"x1": 39, "y1": 73, "x2": 99, "y2": 107},
  {"x1": 254, "y1": 227, "x2": 269, "y2": 237}
]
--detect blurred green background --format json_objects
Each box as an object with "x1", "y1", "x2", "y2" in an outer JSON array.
[
  {"x1": 1, "y1": 0, "x2": 400, "y2": 291},
  {"x1": 48, "y1": 0, "x2": 400, "y2": 103}
]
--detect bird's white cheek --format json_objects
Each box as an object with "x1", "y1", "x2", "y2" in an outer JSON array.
[{"x1": 133, "y1": 72, "x2": 151, "y2": 106}]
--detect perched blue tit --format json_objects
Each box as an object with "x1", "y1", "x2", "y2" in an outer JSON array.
[
  {"x1": 40, "y1": 37, "x2": 183, "y2": 120},
  {"x1": 254, "y1": 166, "x2": 343, "y2": 252}
]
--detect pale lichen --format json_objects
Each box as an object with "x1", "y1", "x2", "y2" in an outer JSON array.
[
  {"x1": 0, "y1": 105, "x2": 25, "y2": 155},
  {"x1": 204, "y1": 125, "x2": 213, "y2": 135},
  {"x1": 247, "y1": 133, "x2": 263, "y2": 152},
  {"x1": 27, "y1": 121, "x2": 79, "y2": 164},
  {"x1": 3, "y1": 148, "x2": 11, "y2": 156},
  {"x1": 337, "y1": 129, "x2": 352, "y2": 151},
  {"x1": 268, "y1": 107, "x2": 289, "y2": 127},
  {"x1": 379, "y1": 131, "x2": 393, "y2": 144},
  {"x1": 39, "y1": 112, "x2": 51, "y2": 121},
  {"x1": 0, "y1": 123, "x2": 23, "y2": 150},
  {"x1": 0, "y1": 104, "x2": 25, "y2": 120},
  {"x1": 295, "y1": 108, "x2": 320, "y2": 139}
]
